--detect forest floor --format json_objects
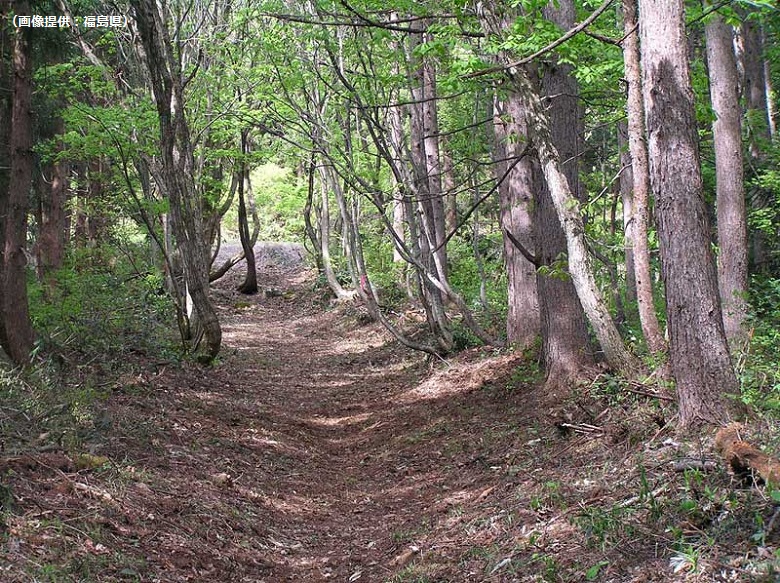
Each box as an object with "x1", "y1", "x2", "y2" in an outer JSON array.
[{"x1": 2, "y1": 244, "x2": 780, "y2": 582}]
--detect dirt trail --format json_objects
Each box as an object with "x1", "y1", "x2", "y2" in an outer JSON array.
[
  {"x1": 3, "y1": 246, "x2": 539, "y2": 582},
  {"x1": 8, "y1": 245, "x2": 757, "y2": 582},
  {"x1": 178, "y1": 245, "x2": 525, "y2": 581}
]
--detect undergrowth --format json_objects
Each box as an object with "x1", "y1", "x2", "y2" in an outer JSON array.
[
  {"x1": 2, "y1": 244, "x2": 179, "y2": 455},
  {"x1": 28, "y1": 244, "x2": 178, "y2": 362}
]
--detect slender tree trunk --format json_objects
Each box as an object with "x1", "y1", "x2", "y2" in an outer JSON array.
[
  {"x1": 237, "y1": 132, "x2": 258, "y2": 295},
  {"x1": 318, "y1": 165, "x2": 354, "y2": 300},
  {"x1": 622, "y1": 0, "x2": 666, "y2": 357},
  {"x1": 705, "y1": 13, "x2": 748, "y2": 346},
  {"x1": 303, "y1": 152, "x2": 323, "y2": 269},
  {"x1": 421, "y1": 31, "x2": 448, "y2": 276},
  {"x1": 2, "y1": 7, "x2": 36, "y2": 364},
  {"x1": 639, "y1": 0, "x2": 740, "y2": 426},
  {"x1": 131, "y1": 0, "x2": 221, "y2": 360},
  {"x1": 442, "y1": 146, "x2": 457, "y2": 235},
  {"x1": 739, "y1": 16, "x2": 771, "y2": 271},
  {"x1": 494, "y1": 92, "x2": 540, "y2": 349},
  {"x1": 407, "y1": 34, "x2": 451, "y2": 348},
  {"x1": 617, "y1": 121, "x2": 637, "y2": 308},
  {"x1": 36, "y1": 126, "x2": 68, "y2": 286},
  {"x1": 765, "y1": 58, "x2": 776, "y2": 138}
]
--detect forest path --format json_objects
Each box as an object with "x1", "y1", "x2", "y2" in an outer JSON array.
[
  {"x1": 97, "y1": 244, "x2": 536, "y2": 582},
  {"x1": 2, "y1": 244, "x2": 696, "y2": 583},
  {"x1": 1, "y1": 245, "x2": 758, "y2": 582}
]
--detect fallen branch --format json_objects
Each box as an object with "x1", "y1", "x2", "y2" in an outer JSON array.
[{"x1": 715, "y1": 423, "x2": 780, "y2": 487}]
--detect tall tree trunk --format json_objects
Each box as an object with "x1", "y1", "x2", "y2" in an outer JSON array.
[
  {"x1": 318, "y1": 164, "x2": 354, "y2": 300},
  {"x1": 421, "y1": 31, "x2": 448, "y2": 277},
  {"x1": 494, "y1": 93, "x2": 540, "y2": 349},
  {"x1": 2, "y1": 6, "x2": 36, "y2": 364},
  {"x1": 537, "y1": 0, "x2": 596, "y2": 382},
  {"x1": 739, "y1": 16, "x2": 771, "y2": 271},
  {"x1": 639, "y1": 0, "x2": 740, "y2": 426},
  {"x1": 705, "y1": 13, "x2": 748, "y2": 346},
  {"x1": 407, "y1": 34, "x2": 451, "y2": 349},
  {"x1": 622, "y1": 0, "x2": 666, "y2": 357},
  {"x1": 131, "y1": 0, "x2": 221, "y2": 360},
  {"x1": 516, "y1": 70, "x2": 640, "y2": 377},
  {"x1": 442, "y1": 146, "x2": 457, "y2": 235},
  {"x1": 617, "y1": 121, "x2": 637, "y2": 309},
  {"x1": 237, "y1": 131, "x2": 258, "y2": 295},
  {"x1": 765, "y1": 58, "x2": 776, "y2": 138},
  {"x1": 36, "y1": 124, "x2": 68, "y2": 286}
]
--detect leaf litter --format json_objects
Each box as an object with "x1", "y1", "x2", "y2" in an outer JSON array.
[{"x1": 2, "y1": 245, "x2": 780, "y2": 582}]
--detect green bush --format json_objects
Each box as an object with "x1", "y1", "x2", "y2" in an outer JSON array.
[
  {"x1": 740, "y1": 276, "x2": 780, "y2": 414},
  {"x1": 28, "y1": 244, "x2": 177, "y2": 360}
]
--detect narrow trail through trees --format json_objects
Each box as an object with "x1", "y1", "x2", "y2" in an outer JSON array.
[
  {"x1": 115, "y1": 246, "x2": 532, "y2": 581},
  {"x1": 3, "y1": 245, "x2": 755, "y2": 582},
  {"x1": 3, "y1": 245, "x2": 539, "y2": 582}
]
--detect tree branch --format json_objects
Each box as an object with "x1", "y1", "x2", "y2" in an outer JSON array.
[{"x1": 464, "y1": 0, "x2": 615, "y2": 79}]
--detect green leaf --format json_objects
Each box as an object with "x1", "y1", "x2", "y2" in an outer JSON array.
[{"x1": 585, "y1": 560, "x2": 609, "y2": 580}]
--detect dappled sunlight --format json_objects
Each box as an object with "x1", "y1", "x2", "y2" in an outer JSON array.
[
  {"x1": 240, "y1": 431, "x2": 309, "y2": 458},
  {"x1": 397, "y1": 353, "x2": 522, "y2": 404},
  {"x1": 238, "y1": 486, "x2": 331, "y2": 520}
]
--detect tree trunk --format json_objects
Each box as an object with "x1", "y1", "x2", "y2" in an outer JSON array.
[
  {"x1": 738, "y1": 16, "x2": 771, "y2": 271},
  {"x1": 421, "y1": 31, "x2": 448, "y2": 277},
  {"x1": 1, "y1": 7, "x2": 36, "y2": 365},
  {"x1": 494, "y1": 92, "x2": 540, "y2": 349},
  {"x1": 705, "y1": 14, "x2": 748, "y2": 346},
  {"x1": 504, "y1": 66, "x2": 640, "y2": 377},
  {"x1": 442, "y1": 146, "x2": 457, "y2": 235},
  {"x1": 622, "y1": 0, "x2": 666, "y2": 358},
  {"x1": 318, "y1": 164, "x2": 354, "y2": 300},
  {"x1": 617, "y1": 121, "x2": 636, "y2": 308},
  {"x1": 535, "y1": 0, "x2": 598, "y2": 383},
  {"x1": 407, "y1": 34, "x2": 451, "y2": 348},
  {"x1": 36, "y1": 124, "x2": 68, "y2": 287},
  {"x1": 237, "y1": 132, "x2": 258, "y2": 295},
  {"x1": 131, "y1": 0, "x2": 221, "y2": 360},
  {"x1": 639, "y1": 0, "x2": 740, "y2": 426}
]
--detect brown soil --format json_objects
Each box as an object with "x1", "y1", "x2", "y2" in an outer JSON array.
[{"x1": 2, "y1": 254, "x2": 779, "y2": 582}]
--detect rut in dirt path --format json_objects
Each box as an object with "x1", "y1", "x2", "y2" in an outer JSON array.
[
  {"x1": 210, "y1": 257, "x2": 437, "y2": 581},
  {"x1": 188, "y1": 247, "x2": 528, "y2": 582}
]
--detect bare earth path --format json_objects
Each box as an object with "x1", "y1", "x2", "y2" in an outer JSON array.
[
  {"x1": 4, "y1": 244, "x2": 700, "y2": 582},
  {"x1": 110, "y1": 245, "x2": 534, "y2": 582}
]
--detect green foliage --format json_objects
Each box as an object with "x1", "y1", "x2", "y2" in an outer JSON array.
[
  {"x1": 28, "y1": 245, "x2": 176, "y2": 360},
  {"x1": 576, "y1": 504, "x2": 634, "y2": 550},
  {"x1": 740, "y1": 277, "x2": 780, "y2": 412}
]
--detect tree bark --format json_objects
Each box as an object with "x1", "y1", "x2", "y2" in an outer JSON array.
[
  {"x1": 738, "y1": 16, "x2": 771, "y2": 271},
  {"x1": 535, "y1": 0, "x2": 598, "y2": 383},
  {"x1": 705, "y1": 13, "x2": 748, "y2": 346},
  {"x1": 318, "y1": 164, "x2": 355, "y2": 300},
  {"x1": 1, "y1": 7, "x2": 36, "y2": 365},
  {"x1": 617, "y1": 121, "x2": 636, "y2": 309},
  {"x1": 502, "y1": 63, "x2": 640, "y2": 377},
  {"x1": 36, "y1": 122, "x2": 68, "y2": 287},
  {"x1": 407, "y1": 33, "x2": 451, "y2": 348},
  {"x1": 494, "y1": 93, "x2": 540, "y2": 349},
  {"x1": 236, "y1": 132, "x2": 258, "y2": 295},
  {"x1": 420, "y1": 31, "x2": 448, "y2": 277},
  {"x1": 639, "y1": 0, "x2": 740, "y2": 426},
  {"x1": 622, "y1": 0, "x2": 666, "y2": 358}
]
